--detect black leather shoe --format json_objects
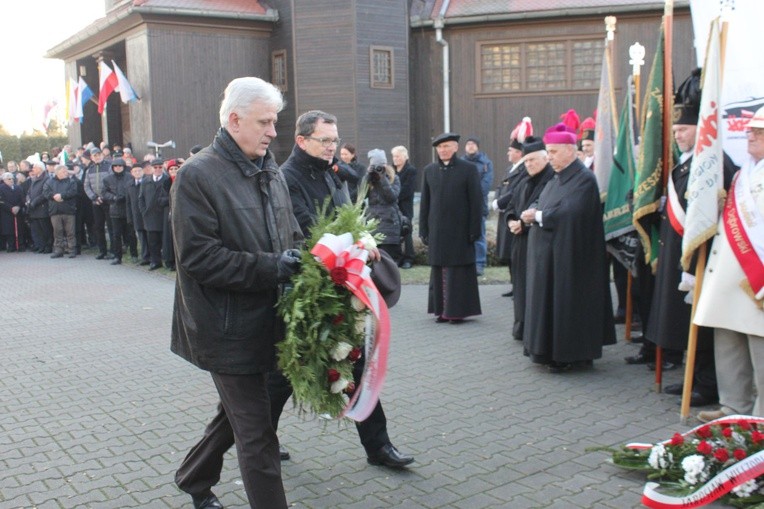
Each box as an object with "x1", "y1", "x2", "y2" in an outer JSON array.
[
  {"x1": 139, "y1": 260, "x2": 151, "y2": 266},
  {"x1": 149, "y1": 264, "x2": 161, "y2": 271},
  {"x1": 435, "y1": 316, "x2": 448, "y2": 323},
  {"x1": 110, "y1": 259, "x2": 122, "y2": 265},
  {"x1": 679, "y1": 391, "x2": 719, "y2": 407},
  {"x1": 68, "y1": 253, "x2": 77, "y2": 259},
  {"x1": 647, "y1": 360, "x2": 680, "y2": 371},
  {"x1": 192, "y1": 492, "x2": 224, "y2": 509},
  {"x1": 501, "y1": 290, "x2": 514, "y2": 297},
  {"x1": 624, "y1": 353, "x2": 653, "y2": 365},
  {"x1": 547, "y1": 361, "x2": 572, "y2": 373},
  {"x1": 449, "y1": 318, "x2": 464, "y2": 324},
  {"x1": 95, "y1": 253, "x2": 107, "y2": 260},
  {"x1": 663, "y1": 383, "x2": 683, "y2": 395},
  {"x1": 50, "y1": 252, "x2": 64, "y2": 258},
  {"x1": 367, "y1": 443, "x2": 414, "y2": 468},
  {"x1": 279, "y1": 445, "x2": 290, "y2": 461}
]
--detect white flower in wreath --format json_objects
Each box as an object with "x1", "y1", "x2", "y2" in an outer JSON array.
[
  {"x1": 648, "y1": 443, "x2": 672, "y2": 469},
  {"x1": 351, "y1": 295, "x2": 366, "y2": 312},
  {"x1": 359, "y1": 232, "x2": 377, "y2": 251},
  {"x1": 732, "y1": 479, "x2": 758, "y2": 498},
  {"x1": 331, "y1": 378, "x2": 350, "y2": 394},
  {"x1": 681, "y1": 454, "x2": 708, "y2": 485},
  {"x1": 330, "y1": 341, "x2": 354, "y2": 361}
]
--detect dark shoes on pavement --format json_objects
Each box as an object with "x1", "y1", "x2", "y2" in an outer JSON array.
[
  {"x1": 279, "y1": 445, "x2": 290, "y2": 461},
  {"x1": 139, "y1": 260, "x2": 151, "y2": 266},
  {"x1": 148, "y1": 264, "x2": 161, "y2": 271},
  {"x1": 663, "y1": 383, "x2": 683, "y2": 395},
  {"x1": 624, "y1": 353, "x2": 653, "y2": 365},
  {"x1": 192, "y1": 492, "x2": 223, "y2": 509},
  {"x1": 663, "y1": 383, "x2": 718, "y2": 406},
  {"x1": 367, "y1": 443, "x2": 414, "y2": 468},
  {"x1": 50, "y1": 252, "x2": 64, "y2": 259}
]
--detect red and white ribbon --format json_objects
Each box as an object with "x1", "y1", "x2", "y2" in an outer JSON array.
[
  {"x1": 666, "y1": 174, "x2": 686, "y2": 236},
  {"x1": 625, "y1": 415, "x2": 764, "y2": 508},
  {"x1": 725, "y1": 162, "x2": 764, "y2": 300},
  {"x1": 310, "y1": 232, "x2": 390, "y2": 422}
]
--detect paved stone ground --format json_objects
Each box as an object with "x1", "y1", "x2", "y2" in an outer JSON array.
[{"x1": 0, "y1": 252, "x2": 716, "y2": 509}]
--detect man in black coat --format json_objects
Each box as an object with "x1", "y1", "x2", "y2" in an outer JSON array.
[
  {"x1": 630, "y1": 69, "x2": 737, "y2": 406},
  {"x1": 26, "y1": 162, "x2": 53, "y2": 253},
  {"x1": 138, "y1": 159, "x2": 168, "y2": 270},
  {"x1": 505, "y1": 136, "x2": 554, "y2": 342},
  {"x1": 493, "y1": 136, "x2": 527, "y2": 297},
  {"x1": 42, "y1": 165, "x2": 78, "y2": 258},
  {"x1": 126, "y1": 164, "x2": 149, "y2": 265},
  {"x1": 392, "y1": 145, "x2": 417, "y2": 269},
  {"x1": 270, "y1": 109, "x2": 414, "y2": 470},
  {"x1": 419, "y1": 132, "x2": 483, "y2": 323},
  {"x1": 102, "y1": 158, "x2": 131, "y2": 265},
  {"x1": 171, "y1": 77, "x2": 302, "y2": 509},
  {"x1": 521, "y1": 123, "x2": 616, "y2": 372}
]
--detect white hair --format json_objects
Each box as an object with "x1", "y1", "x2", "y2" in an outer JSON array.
[
  {"x1": 32, "y1": 161, "x2": 46, "y2": 170},
  {"x1": 2, "y1": 172, "x2": 13, "y2": 180},
  {"x1": 219, "y1": 77, "x2": 284, "y2": 127},
  {"x1": 391, "y1": 145, "x2": 409, "y2": 159}
]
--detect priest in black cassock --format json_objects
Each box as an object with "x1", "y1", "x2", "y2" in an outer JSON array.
[
  {"x1": 419, "y1": 132, "x2": 483, "y2": 323},
  {"x1": 521, "y1": 123, "x2": 616, "y2": 372},
  {"x1": 505, "y1": 136, "x2": 554, "y2": 342}
]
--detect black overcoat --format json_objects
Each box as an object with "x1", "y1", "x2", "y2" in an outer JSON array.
[
  {"x1": 495, "y1": 162, "x2": 527, "y2": 262},
  {"x1": 419, "y1": 157, "x2": 482, "y2": 266},
  {"x1": 125, "y1": 177, "x2": 145, "y2": 230},
  {"x1": 138, "y1": 174, "x2": 168, "y2": 232},
  {"x1": 647, "y1": 153, "x2": 737, "y2": 350},
  {"x1": 523, "y1": 159, "x2": 616, "y2": 363},
  {"x1": 506, "y1": 164, "x2": 553, "y2": 339},
  {"x1": 0, "y1": 182, "x2": 25, "y2": 235},
  {"x1": 27, "y1": 174, "x2": 51, "y2": 219}
]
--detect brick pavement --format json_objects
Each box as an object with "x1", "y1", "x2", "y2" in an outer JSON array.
[{"x1": 0, "y1": 252, "x2": 718, "y2": 508}]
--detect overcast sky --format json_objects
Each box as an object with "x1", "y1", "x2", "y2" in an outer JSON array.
[{"x1": 1, "y1": 0, "x2": 105, "y2": 135}]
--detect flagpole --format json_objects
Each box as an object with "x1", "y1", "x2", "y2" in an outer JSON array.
[
  {"x1": 625, "y1": 43, "x2": 645, "y2": 343},
  {"x1": 655, "y1": 0, "x2": 674, "y2": 394},
  {"x1": 679, "y1": 14, "x2": 729, "y2": 424}
]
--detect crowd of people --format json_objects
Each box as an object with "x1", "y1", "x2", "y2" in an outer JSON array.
[{"x1": 0, "y1": 143, "x2": 204, "y2": 268}]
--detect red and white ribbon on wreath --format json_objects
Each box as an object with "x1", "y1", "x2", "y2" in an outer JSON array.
[
  {"x1": 310, "y1": 232, "x2": 390, "y2": 422},
  {"x1": 626, "y1": 415, "x2": 764, "y2": 508}
]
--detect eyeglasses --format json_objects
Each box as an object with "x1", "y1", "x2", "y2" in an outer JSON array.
[{"x1": 305, "y1": 136, "x2": 341, "y2": 147}]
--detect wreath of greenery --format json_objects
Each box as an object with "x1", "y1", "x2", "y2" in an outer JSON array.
[{"x1": 277, "y1": 200, "x2": 381, "y2": 418}]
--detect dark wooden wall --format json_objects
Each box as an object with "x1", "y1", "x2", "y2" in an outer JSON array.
[
  {"x1": 287, "y1": 0, "x2": 410, "y2": 167},
  {"x1": 409, "y1": 9, "x2": 694, "y2": 188},
  {"x1": 142, "y1": 21, "x2": 272, "y2": 160}
]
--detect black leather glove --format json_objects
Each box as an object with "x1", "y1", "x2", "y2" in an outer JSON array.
[
  {"x1": 276, "y1": 249, "x2": 302, "y2": 283},
  {"x1": 420, "y1": 236, "x2": 428, "y2": 246}
]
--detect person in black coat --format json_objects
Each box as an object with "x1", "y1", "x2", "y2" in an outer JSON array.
[
  {"x1": 26, "y1": 162, "x2": 53, "y2": 253},
  {"x1": 102, "y1": 158, "x2": 131, "y2": 265},
  {"x1": 42, "y1": 165, "x2": 78, "y2": 258},
  {"x1": 493, "y1": 137, "x2": 527, "y2": 297},
  {"x1": 338, "y1": 142, "x2": 364, "y2": 203},
  {"x1": 505, "y1": 136, "x2": 553, "y2": 342},
  {"x1": 0, "y1": 172, "x2": 25, "y2": 252},
  {"x1": 272, "y1": 109, "x2": 414, "y2": 470},
  {"x1": 419, "y1": 132, "x2": 483, "y2": 323},
  {"x1": 126, "y1": 163, "x2": 150, "y2": 265},
  {"x1": 161, "y1": 159, "x2": 179, "y2": 271},
  {"x1": 392, "y1": 145, "x2": 417, "y2": 268},
  {"x1": 361, "y1": 149, "x2": 402, "y2": 262},
  {"x1": 521, "y1": 124, "x2": 616, "y2": 372},
  {"x1": 138, "y1": 159, "x2": 168, "y2": 270}
]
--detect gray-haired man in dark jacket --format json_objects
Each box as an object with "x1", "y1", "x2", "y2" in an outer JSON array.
[{"x1": 171, "y1": 77, "x2": 302, "y2": 509}]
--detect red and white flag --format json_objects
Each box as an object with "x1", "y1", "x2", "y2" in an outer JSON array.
[
  {"x1": 98, "y1": 61, "x2": 118, "y2": 114},
  {"x1": 681, "y1": 17, "x2": 723, "y2": 270}
]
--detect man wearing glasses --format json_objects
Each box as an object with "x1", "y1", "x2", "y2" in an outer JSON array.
[{"x1": 271, "y1": 110, "x2": 415, "y2": 469}]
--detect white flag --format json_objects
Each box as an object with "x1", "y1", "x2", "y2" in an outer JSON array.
[
  {"x1": 593, "y1": 41, "x2": 617, "y2": 201},
  {"x1": 681, "y1": 17, "x2": 723, "y2": 270}
]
